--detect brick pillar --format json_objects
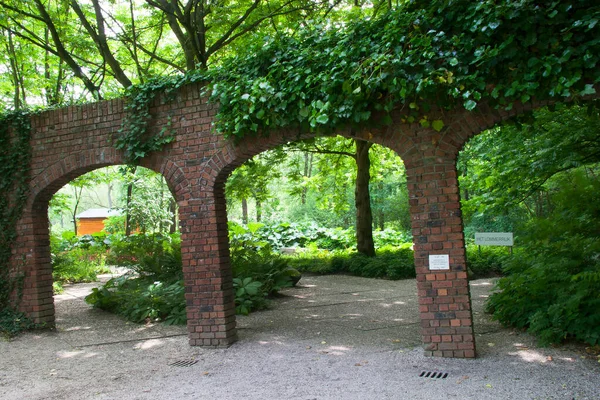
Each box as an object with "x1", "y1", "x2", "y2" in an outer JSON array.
[
  {"x1": 14, "y1": 206, "x2": 56, "y2": 326},
  {"x1": 406, "y1": 160, "x2": 476, "y2": 358},
  {"x1": 180, "y1": 188, "x2": 237, "y2": 347}
]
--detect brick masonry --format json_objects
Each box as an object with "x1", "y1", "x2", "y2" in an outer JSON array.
[{"x1": 4, "y1": 82, "x2": 563, "y2": 357}]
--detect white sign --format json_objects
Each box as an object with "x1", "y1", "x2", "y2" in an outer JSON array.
[
  {"x1": 429, "y1": 254, "x2": 450, "y2": 270},
  {"x1": 475, "y1": 232, "x2": 514, "y2": 246}
]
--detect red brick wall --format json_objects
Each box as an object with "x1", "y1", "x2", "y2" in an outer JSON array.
[{"x1": 6, "y1": 81, "x2": 575, "y2": 357}]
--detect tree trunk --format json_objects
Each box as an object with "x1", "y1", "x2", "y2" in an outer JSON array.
[
  {"x1": 354, "y1": 140, "x2": 375, "y2": 257},
  {"x1": 125, "y1": 166, "x2": 137, "y2": 236},
  {"x1": 301, "y1": 152, "x2": 313, "y2": 205},
  {"x1": 242, "y1": 198, "x2": 248, "y2": 224},
  {"x1": 256, "y1": 199, "x2": 262, "y2": 222},
  {"x1": 378, "y1": 209, "x2": 385, "y2": 231},
  {"x1": 169, "y1": 199, "x2": 177, "y2": 233}
]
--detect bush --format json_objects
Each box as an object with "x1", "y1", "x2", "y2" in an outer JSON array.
[
  {"x1": 51, "y1": 231, "x2": 111, "y2": 290},
  {"x1": 486, "y1": 169, "x2": 600, "y2": 346},
  {"x1": 286, "y1": 244, "x2": 415, "y2": 280},
  {"x1": 466, "y1": 244, "x2": 510, "y2": 278},
  {"x1": 486, "y1": 236, "x2": 600, "y2": 346},
  {"x1": 86, "y1": 275, "x2": 186, "y2": 325},
  {"x1": 106, "y1": 232, "x2": 182, "y2": 281},
  {"x1": 229, "y1": 221, "x2": 412, "y2": 251},
  {"x1": 87, "y1": 230, "x2": 300, "y2": 322}
]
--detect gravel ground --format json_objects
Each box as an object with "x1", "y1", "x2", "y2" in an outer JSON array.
[{"x1": 1, "y1": 274, "x2": 598, "y2": 400}]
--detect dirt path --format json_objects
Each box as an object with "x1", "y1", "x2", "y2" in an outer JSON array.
[{"x1": 1, "y1": 275, "x2": 598, "y2": 399}]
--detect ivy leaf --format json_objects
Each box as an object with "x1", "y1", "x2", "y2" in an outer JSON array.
[
  {"x1": 464, "y1": 99, "x2": 477, "y2": 111},
  {"x1": 316, "y1": 114, "x2": 329, "y2": 124},
  {"x1": 299, "y1": 107, "x2": 310, "y2": 118},
  {"x1": 580, "y1": 84, "x2": 596, "y2": 96},
  {"x1": 432, "y1": 120, "x2": 444, "y2": 132}
]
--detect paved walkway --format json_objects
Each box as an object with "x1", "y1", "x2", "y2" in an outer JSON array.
[{"x1": 1, "y1": 274, "x2": 598, "y2": 399}]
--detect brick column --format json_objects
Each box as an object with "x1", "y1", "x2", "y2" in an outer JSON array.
[
  {"x1": 406, "y1": 160, "x2": 476, "y2": 358},
  {"x1": 13, "y1": 206, "x2": 56, "y2": 326},
  {"x1": 180, "y1": 187, "x2": 237, "y2": 347}
]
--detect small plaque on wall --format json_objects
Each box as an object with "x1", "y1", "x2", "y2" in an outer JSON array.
[{"x1": 429, "y1": 254, "x2": 450, "y2": 270}]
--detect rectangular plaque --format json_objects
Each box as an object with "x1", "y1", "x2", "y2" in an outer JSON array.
[
  {"x1": 429, "y1": 254, "x2": 450, "y2": 270},
  {"x1": 475, "y1": 232, "x2": 514, "y2": 246}
]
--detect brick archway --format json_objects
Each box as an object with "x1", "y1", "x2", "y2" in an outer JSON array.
[{"x1": 7, "y1": 82, "x2": 595, "y2": 357}]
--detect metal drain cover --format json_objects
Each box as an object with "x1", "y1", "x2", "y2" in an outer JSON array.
[
  {"x1": 169, "y1": 360, "x2": 198, "y2": 367},
  {"x1": 419, "y1": 371, "x2": 448, "y2": 379}
]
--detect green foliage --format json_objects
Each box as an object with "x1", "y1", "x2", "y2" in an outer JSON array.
[
  {"x1": 50, "y1": 231, "x2": 111, "y2": 291},
  {"x1": 486, "y1": 168, "x2": 600, "y2": 346},
  {"x1": 0, "y1": 110, "x2": 33, "y2": 337},
  {"x1": 229, "y1": 220, "x2": 411, "y2": 251},
  {"x1": 459, "y1": 105, "x2": 600, "y2": 222},
  {"x1": 229, "y1": 228, "x2": 300, "y2": 296},
  {"x1": 86, "y1": 276, "x2": 186, "y2": 325},
  {"x1": 286, "y1": 244, "x2": 415, "y2": 280},
  {"x1": 0, "y1": 309, "x2": 37, "y2": 339},
  {"x1": 233, "y1": 277, "x2": 265, "y2": 316},
  {"x1": 209, "y1": 1, "x2": 600, "y2": 139},
  {"x1": 105, "y1": 233, "x2": 182, "y2": 281},
  {"x1": 103, "y1": 216, "x2": 126, "y2": 234},
  {"x1": 87, "y1": 229, "x2": 300, "y2": 323},
  {"x1": 110, "y1": 2, "x2": 600, "y2": 164},
  {"x1": 113, "y1": 78, "x2": 178, "y2": 164},
  {"x1": 52, "y1": 247, "x2": 110, "y2": 285},
  {"x1": 466, "y1": 245, "x2": 510, "y2": 278}
]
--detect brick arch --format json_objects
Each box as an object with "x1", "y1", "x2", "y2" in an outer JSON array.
[
  {"x1": 18, "y1": 147, "x2": 190, "y2": 327},
  {"x1": 183, "y1": 123, "x2": 436, "y2": 348},
  {"x1": 11, "y1": 80, "x2": 599, "y2": 357}
]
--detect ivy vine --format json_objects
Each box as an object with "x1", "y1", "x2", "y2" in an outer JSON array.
[
  {"x1": 208, "y1": 0, "x2": 600, "y2": 138},
  {"x1": 0, "y1": 110, "x2": 36, "y2": 337},
  {"x1": 115, "y1": 0, "x2": 599, "y2": 157}
]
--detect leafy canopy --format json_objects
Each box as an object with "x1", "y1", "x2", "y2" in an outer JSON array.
[
  {"x1": 207, "y1": 0, "x2": 600, "y2": 138},
  {"x1": 111, "y1": 0, "x2": 600, "y2": 162}
]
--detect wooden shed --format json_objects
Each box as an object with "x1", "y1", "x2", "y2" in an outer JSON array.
[{"x1": 75, "y1": 208, "x2": 121, "y2": 235}]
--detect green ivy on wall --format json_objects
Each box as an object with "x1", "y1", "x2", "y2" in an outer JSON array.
[
  {"x1": 115, "y1": 1, "x2": 599, "y2": 157},
  {"x1": 0, "y1": 110, "x2": 36, "y2": 337},
  {"x1": 207, "y1": 0, "x2": 599, "y2": 138}
]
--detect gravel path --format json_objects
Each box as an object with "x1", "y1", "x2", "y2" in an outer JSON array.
[{"x1": 1, "y1": 274, "x2": 598, "y2": 399}]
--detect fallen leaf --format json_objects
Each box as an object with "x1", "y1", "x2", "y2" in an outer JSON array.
[
  {"x1": 546, "y1": 356, "x2": 553, "y2": 362},
  {"x1": 321, "y1": 341, "x2": 327, "y2": 344},
  {"x1": 354, "y1": 363, "x2": 362, "y2": 367},
  {"x1": 487, "y1": 343, "x2": 495, "y2": 347},
  {"x1": 392, "y1": 339, "x2": 401, "y2": 343},
  {"x1": 485, "y1": 384, "x2": 493, "y2": 389},
  {"x1": 306, "y1": 346, "x2": 312, "y2": 350},
  {"x1": 202, "y1": 372, "x2": 209, "y2": 376}
]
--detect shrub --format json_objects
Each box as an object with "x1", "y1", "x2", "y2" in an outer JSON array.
[
  {"x1": 106, "y1": 232, "x2": 182, "y2": 281},
  {"x1": 52, "y1": 246, "x2": 110, "y2": 286},
  {"x1": 87, "y1": 230, "x2": 300, "y2": 323},
  {"x1": 486, "y1": 236, "x2": 600, "y2": 346},
  {"x1": 86, "y1": 275, "x2": 186, "y2": 325},
  {"x1": 286, "y1": 244, "x2": 415, "y2": 280},
  {"x1": 486, "y1": 169, "x2": 600, "y2": 346},
  {"x1": 466, "y1": 244, "x2": 510, "y2": 278}
]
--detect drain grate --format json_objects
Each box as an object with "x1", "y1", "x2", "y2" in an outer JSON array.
[
  {"x1": 419, "y1": 371, "x2": 448, "y2": 379},
  {"x1": 169, "y1": 360, "x2": 198, "y2": 367}
]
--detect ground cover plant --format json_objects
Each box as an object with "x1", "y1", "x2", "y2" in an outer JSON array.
[{"x1": 51, "y1": 232, "x2": 112, "y2": 294}]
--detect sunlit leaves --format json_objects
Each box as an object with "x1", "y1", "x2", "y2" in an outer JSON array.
[{"x1": 207, "y1": 0, "x2": 600, "y2": 139}]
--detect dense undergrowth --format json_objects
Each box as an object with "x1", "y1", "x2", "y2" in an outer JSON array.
[{"x1": 486, "y1": 170, "x2": 600, "y2": 346}]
